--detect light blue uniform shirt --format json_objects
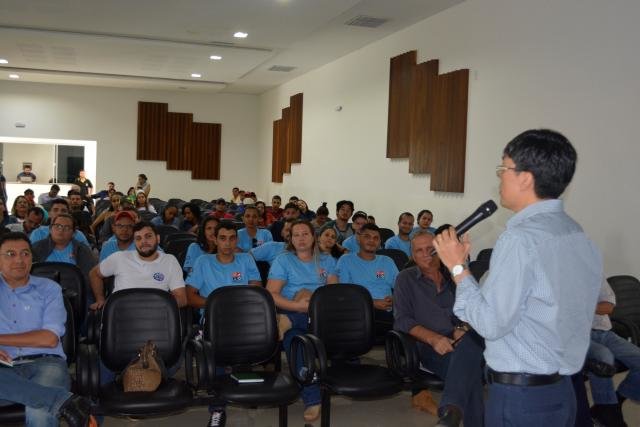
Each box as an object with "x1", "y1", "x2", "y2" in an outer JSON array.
[
  {"x1": 336, "y1": 253, "x2": 398, "y2": 299},
  {"x1": 99, "y1": 239, "x2": 136, "y2": 262},
  {"x1": 250, "y1": 241, "x2": 286, "y2": 265},
  {"x1": 186, "y1": 253, "x2": 261, "y2": 303},
  {"x1": 30, "y1": 226, "x2": 90, "y2": 247},
  {"x1": 150, "y1": 216, "x2": 180, "y2": 228},
  {"x1": 384, "y1": 235, "x2": 411, "y2": 257},
  {"x1": 342, "y1": 235, "x2": 360, "y2": 253},
  {"x1": 0, "y1": 275, "x2": 67, "y2": 359},
  {"x1": 453, "y1": 199, "x2": 602, "y2": 375},
  {"x1": 45, "y1": 243, "x2": 75, "y2": 265},
  {"x1": 237, "y1": 228, "x2": 273, "y2": 252},
  {"x1": 268, "y1": 252, "x2": 337, "y2": 300},
  {"x1": 183, "y1": 242, "x2": 209, "y2": 274}
]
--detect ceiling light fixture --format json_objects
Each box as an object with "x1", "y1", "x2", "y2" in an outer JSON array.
[
  {"x1": 8, "y1": 74, "x2": 20, "y2": 79},
  {"x1": 191, "y1": 73, "x2": 202, "y2": 78},
  {"x1": 233, "y1": 31, "x2": 248, "y2": 38},
  {"x1": 210, "y1": 55, "x2": 222, "y2": 60},
  {"x1": 0, "y1": 59, "x2": 8, "y2": 64}
]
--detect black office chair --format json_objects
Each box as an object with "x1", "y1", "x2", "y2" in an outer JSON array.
[
  {"x1": 138, "y1": 210, "x2": 158, "y2": 222},
  {"x1": 148, "y1": 198, "x2": 167, "y2": 213},
  {"x1": 476, "y1": 248, "x2": 493, "y2": 262},
  {"x1": 155, "y1": 224, "x2": 181, "y2": 247},
  {"x1": 185, "y1": 286, "x2": 300, "y2": 427},
  {"x1": 376, "y1": 248, "x2": 409, "y2": 271},
  {"x1": 76, "y1": 289, "x2": 192, "y2": 417},
  {"x1": 607, "y1": 275, "x2": 640, "y2": 345},
  {"x1": 291, "y1": 284, "x2": 403, "y2": 427},
  {"x1": 378, "y1": 228, "x2": 395, "y2": 245},
  {"x1": 164, "y1": 235, "x2": 198, "y2": 266},
  {"x1": 468, "y1": 259, "x2": 490, "y2": 281},
  {"x1": 385, "y1": 330, "x2": 444, "y2": 393}
]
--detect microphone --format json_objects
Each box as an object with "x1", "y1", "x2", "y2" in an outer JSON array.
[{"x1": 430, "y1": 200, "x2": 498, "y2": 255}]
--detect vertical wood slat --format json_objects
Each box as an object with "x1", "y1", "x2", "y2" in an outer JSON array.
[
  {"x1": 191, "y1": 122, "x2": 221, "y2": 180},
  {"x1": 288, "y1": 93, "x2": 303, "y2": 164},
  {"x1": 272, "y1": 120, "x2": 283, "y2": 183},
  {"x1": 409, "y1": 60, "x2": 439, "y2": 174},
  {"x1": 137, "y1": 102, "x2": 168, "y2": 161},
  {"x1": 166, "y1": 112, "x2": 193, "y2": 170},
  {"x1": 271, "y1": 93, "x2": 303, "y2": 183},
  {"x1": 387, "y1": 50, "x2": 416, "y2": 158},
  {"x1": 281, "y1": 107, "x2": 292, "y2": 174}
]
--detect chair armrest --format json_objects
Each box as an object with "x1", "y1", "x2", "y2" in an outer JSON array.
[
  {"x1": 289, "y1": 334, "x2": 327, "y2": 386},
  {"x1": 610, "y1": 317, "x2": 640, "y2": 345},
  {"x1": 385, "y1": 330, "x2": 419, "y2": 380},
  {"x1": 85, "y1": 309, "x2": 102, "y2": 344},
  {"x1": 76, "y1": 343, "x2": 100, "y2": 400}
]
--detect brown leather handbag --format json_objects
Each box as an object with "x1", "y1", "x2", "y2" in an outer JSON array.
[{"x1": 121, "y1": 340, "x2": 166, "y2": 392}]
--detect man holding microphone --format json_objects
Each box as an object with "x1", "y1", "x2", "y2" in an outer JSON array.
[{"x1": 433, "y1": 129, "x2": 602, "y2": 426}]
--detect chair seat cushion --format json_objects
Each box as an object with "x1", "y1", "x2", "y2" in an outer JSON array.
[
  {"x1": 324, "y1": 364, "x2": 402, "y2": 397},
  {"x1": 212, "y1": 372, "x2": 300, "y2": 406},
  {"x1": 0, "y1": 404, "x2": 25, "y2": 424},
  {"x1": 98, "y1": 378, "x2": 193, "y2": 416}
]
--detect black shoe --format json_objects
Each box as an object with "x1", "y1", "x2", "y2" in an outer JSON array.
[
  {"x1": 590, "y1": 404, "x2": 627, "y2": 427},
  {"x1": 435, "y1": 405, "x2": 462, "y2": 427},
  {"x1": 207, "y1": 409, "x2": 226, "y2": 427},
  {"x1": 586, "y1": 358, "x2": 617, "y2": 377},
  {"x1": 58, "y1": 395, "x2": 92, "y2": 427}
]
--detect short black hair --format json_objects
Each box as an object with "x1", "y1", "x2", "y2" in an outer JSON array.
[
  {"x1": 138, "y1": 174, "x2": 147, "y2": 181},
  {"x1": 51, "y1": 213, "x2": 76, "y2": 228},
  {"x1": 336, "y1": 200, "x2": 354, "y2": 212},
  {"x1": 50, "y1": 198, "x2": 69, "y2": 210},
  {"x1": 503, "y1": 129, "x2": 577, "y2": 199},
  {"x1": 243, "y1": 205, "x2": 259, "y2": 215},
  {"x1": 182, "y1": 203, "x2": 201, "y2": 219},
  {"x1": 23, "y1": 189, "x2": 34, "y2": 196},
  {"x1": 283, "y1": 202, "x2": 300, "y2": 211},
  {"x1": 0, "y1": 231, "x2": 32, "y2": 250},
  {"x1": 50, "y1": 184, "x2": 60, "y2": 191},
  {"x1": 417, "y1": 210, "x2": 433, "y2": 221},
  {"x1": 133, "y1": 221, "x2": 157, "y2": 235},
  {"x1": 272, "y1": 195, "x2": 281, "y2": 201},
  {"x1": 398, "y1": 212, "x2": 414, "y2": 223},
  {"x1": 28, "y1": 206, "x2": 45, "y2": 217},
  {"x1": 215, "y1": 221, "x2": 237, "y2": 237},
  {"x1": 67, "y1": 189, "x2": 81, "y2": 197},
  {"x1": 352, "y1": 211, "x2": 368, "y2": 222},
  {"x1": 359, "y1": 223, "x2": 380, "y2": 235}
]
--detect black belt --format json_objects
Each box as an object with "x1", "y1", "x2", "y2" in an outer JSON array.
[
  {"x1": 12, "y1": 354, "x2": 62, "y2": 362},
  {"x1": 486, "y1": 368, "x2": 563, "y2": 386}
]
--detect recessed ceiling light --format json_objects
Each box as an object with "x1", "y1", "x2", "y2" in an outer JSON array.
[
  {"x1": 191, "y1": 73, "x2": 202, "y2": 78},
  {"x1": 209, "y1": 55, "x2": 222, "y2": 60},
  {"x1": 0, "y1": 59, "x2": 8, "y2": 64},
  {"x1": 233, "y1": 31, "x2": 248, "y2": 38},
  {"x1": 9, "y1": 74, "x2": 19, "y2": 79}
]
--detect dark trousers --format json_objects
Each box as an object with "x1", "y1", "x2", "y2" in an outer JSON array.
[
  {"x1": 418, "y1": 330, "x2": 485, "y2": 427},
  {"x1": 486, "y1": 375, "x2": 576, "y2": 427},
  {"x1": 374, "y1": 308, "x2": 394, "y2": 339}
]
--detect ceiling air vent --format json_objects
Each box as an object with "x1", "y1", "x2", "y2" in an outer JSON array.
[
  {"x1": 345, "y1": 15, "x2": 389, "y2": 28},
  {"x1": 268, "y1": 65, "x2": 296, "y2": 72}
]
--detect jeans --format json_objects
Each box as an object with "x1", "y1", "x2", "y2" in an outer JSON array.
[
  {"x1": 486, "y1": 375, "x2": 575, "y2": 427},
  {"x1": 417, "y1": 330, "x2": 485, "y2": 427},
  {"x1": 0, "y1": 356, "x2": 70, "y2": 427},
  {"x1": 588, "y1": 329, "x2": 640, "y2": 404},
  {"x1": 282, "y1": 312, "x2": 320, "y2": 408}
]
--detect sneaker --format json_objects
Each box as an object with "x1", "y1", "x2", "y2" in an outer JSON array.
[
  {"x1": 58, "y1": 395, "x2": 92, "y2": 427},
  {"x1": 207, "y1": 409, "x2": 227, "y2": 427}
]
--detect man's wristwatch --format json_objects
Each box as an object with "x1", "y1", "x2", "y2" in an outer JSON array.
[{"x1": 451, "y1": 264, "x2": 466, "y2": 277}]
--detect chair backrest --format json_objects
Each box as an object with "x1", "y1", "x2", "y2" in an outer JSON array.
[
  {"x1": 155, "y1": 224, "x2": 180, "y2": 247},
  {"x1": 164, "y1": 232, "x2": 197, "y2": 247},
  {"x1": 468, "y1": 260, "x2": 490, "y2": 281},
  {"x1": 308, "y1": 284, "x2": 374, "y2": 359},
  {"x1": 203, "y1": 286, "x2": 278, "y2": 366},
  {"x1": 165, "y1": 237, "x2": 198, "y2": 266},
  {"x1": 31, "y1": 262, "x2": 87, "y2": 330},
  {"x1": 138, "y1": 210, "x2": 158, "y2": 222},
  {"x1": 376, "y1": 248, "x2": 409, "y2": 271},
  {"x1": 608, "y1": 275, "x2": 640, "y2": 324},
  {"x1": 95, "y1": 199, "x2": 112, "y2": 216},
  {"x1": 149, "y1": 198, "x2": 167, "y2": 213},
  {"x1": 378, "y1": 228, "x2": 395, "y2": 245},
  {"x1": 476, "y1": 248, "x2": 493, "y2": 262},
  {"x1": 100, "y1": 288, "x2": 182, "y2": 372}
]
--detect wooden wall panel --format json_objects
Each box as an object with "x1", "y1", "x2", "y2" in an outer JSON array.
[
  {"x1": 387, "y1": 50, "x2": 416, "y2": 158},
  {"x1": 409, "y1": 60, "x2": 438, "y2": 174},
  {"x1": 137, "y1": 102, "x2": 168, "y2": 161},
  {"x1": 271, "y1": 93, "x2": 303, "y2": 183},
  {"x1": 165, "y1": 112, "x2": 193, "y2": 170},
  {"x1": 281, "y1": 107, "x2": 292, "y2": 174},
  {"x1": 288, "y1": 93, "x2": 303, "y2": 164},
  {"x1": 272, "y1": 119, "x2": 284, "y2": 183},
  {"x1": 191, "y1": 122, "x2": 221, "y2": 180}
]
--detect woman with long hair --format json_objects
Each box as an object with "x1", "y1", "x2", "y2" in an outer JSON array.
[
  {"x1": 317, "y1": 226, "x2": 345, "y2": 259},
  {"x1": 180, "y1": 203, "x2": 201, "y2": 233},
  {"x1": 151, "y1": 204, "x2": 180, "y2": 228},
  {"x1": 297, "y1": 199, "x2": 316, "y2": 221},
  {"x1": 183, "y1": 216, "x2": 219, "y2": 274},
  {"x1": 0, "y1": 199, "x2": 17, "y2": 227},
  {"x1": 412, "y1": 209, "x2": 436, "y2": 236},
  {"x1": 255, "y1": 200, "x2": 267, "y2": 227},
  {"x1": 134, "y1": 190, "x2": 156, "y2": 214},
  {"x1": 266, "y1": 220, "x2": 338, "y2": 422},
  {"x1": 91, "y1": 193, "x2": 123, "y2": 235},
  {"x1": 10, "y1": 195, "x2": 30, "y2": 222}
]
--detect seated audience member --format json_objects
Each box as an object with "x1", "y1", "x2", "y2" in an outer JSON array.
[
  {"x1": 134, "y1": 190, "x2": 156, "y2": 214},
  {"x1": 288, "y1": 195, "x2": 299, "y2": 203},
  {"x1": 588, "y1": 280, "x2": 640, "y2": 427},
  {"x1": 68, "y1": 189, "x2": 92, "y2": 214},
  {"x1": 68, "y1": 190, "x2": 94, "y2": 241},
  {"x1": 11, "y1": 195, "x2": 30, "y2": 222},
  {"x1": 255, "y1": 201, "x2": 268, "y2": 227},
  {"x1": 135, "y1": 173, "x2": 150, "y2": 197},
  {"x1": 210, "y1": 198, "x2": 233, "y2": 220},
  {"x1": 310, "y1": 202, "x2": 330, "y2": 229},
  {"x1": 321, "y1": 200, "x2": 354, "y2": 245},
  {"x1": 367, "y1": 215, "x2": 376, "y2": 225},
  {"x1": 38, "y1": 184, "x2": 61, "y2": 205},
  {"x1": 73, "y1": 170, "x2": 93, "y2": 197},
  {"x1": 385, "y1": 212, "x2": 414, "y2": 258},
  {"x1": 317, "y1": 227, "x2": 345, "y2": 259},
  {"x1": 183, "y1": 216, "x2": 219, "y2": 274},
  {"x1": 98, "y1": 203, "x2": 137, "y2": 245},
  {"x1": 99, "y1": 211, "x2": 136, "y2": 261},
  {"x1": 91, "y1": 181, "x2": 115, "y2": 200},
  {"x1": 230, "y1": 187, "x2": 242, "y2": 204},
  {"x1": 17, "y1": 165, "x2": 36, "y2": 182},
  {"x1": 394, "y1": 231, "x2": 484, "y2": 427},
  {"x1": 126, "y1": 187, "x2": 136, "y2": 203},
  {"x1": 7, "y1": 206, "x2": 44, "y2": 236},
  {"x1": 336, "y1": 223, "x2": 398, "y2": 337},
  {"x1": 269, "y1": 202, "x2": 300, "y2": 242},
  {"x1": 266, "y1": 195, "x2": 283, "y2": 225},
  {"x1": 180, "y1": 203, "x2": 201, "y2": 233},
  {"x1": 341, "y1": 211, "x2": 369, "y2": 253},
  {"x1": 91, "y1": 193, "x2": 122, "y2": 235},
  {"x1": 237, "y1": 206, "x2": 273, "y2": 252},
  {"x1": 0, "y1": 198, "x2": 17, "y2": 227},
  {"x1": 297, "y1": 199, "x2": 316, "y2": 221},
  {"x1": 30, "y1": 198, "x2": 90, "y2": 246},
  {"x1": 0, "y1": 232, "x2": 94, "y2": 426},
  {"x1": 412, "y1": 209, "x2": 436, "y2": 237},
  {"x1": 266, "y1": 220, "x2": 338, "y2": 422},
  {"x1": 89, "y1": 221, "x2": 187, "y2": 310},
  {"x1": 24, "y1": 189, "x2": 36, "y2": 208},
  {"x1": 151, "y1": 203, "x2": 180, "y2": 228},
  {"x1": 250, "y1": 217, "x2": 294, "y2": 265}
]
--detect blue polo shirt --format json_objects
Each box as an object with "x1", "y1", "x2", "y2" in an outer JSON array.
[
  {"x1": 336, "y1": 253, "x2": 398, "y2": 299},
  {"x1": 384, "y1": 235, "x2": 411, "y2": 258},
  {"x1": 30, "y1": 226, "x2": 90, "y2": 247},
  {"x1": 45, "y1": 243, "x2": 75, "y2": 265},
  {"x1": 186, "y1": 253, "x2": 261, "y2": 302},
  {"x1": 250, "y1": 241, "x2": 286, "y2": 265},
  {"x1": 99, "y1": 239, "x2": 136, "y2": 262},
  {"x1": 237, "y1": 228, "x2": 273, "y2": 252},
  {"x1": 0, "y1": 275, "x2": 67, "y2": 359},
  {"x1": 342, "y1": 235, "x2": 360, "y2": 253},
  {"x1": 183, "y1": 242, "x2": 208, "y2": 274},
  {"x1": 268, "y1": 252, "x2": 337, "y2": 300}
]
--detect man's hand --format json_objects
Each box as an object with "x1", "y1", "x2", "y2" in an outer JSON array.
[
  {"x1": 431, "y1": 335, "x2": 454, "y2": 355},
  {"x1": 89, "y1": 299, "x2": 105, "y2": 311},
  {"x1": 433, "y1": 227, "x2": 471, "y2": 271},
  {"x1": 452, "y1": 328, "x2": 466, "y2": 342},
  {"x1": 373, "y1": 296, "x2": 393, "y2": 311},
  {"x1": 0, "y1": 349, "x2": 11, "y2": 363}
]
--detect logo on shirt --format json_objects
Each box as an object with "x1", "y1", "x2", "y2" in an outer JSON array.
[
  {"x1": 232, "y1": 271, "x2": 243, "y2": 282},
  {"x1": 376, "y1": 270, "x2": 385, "y2": 279},
  {"x1": 153, "y1": 272, "x2": 165, "y2": 282},
  {"x1": 318, "y1": 268, "x2": 328, "y2": 279}
]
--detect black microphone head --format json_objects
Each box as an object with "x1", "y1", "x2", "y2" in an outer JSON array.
[{"x1": 476, "y1": 200, "x2": 498, "y2": 218}]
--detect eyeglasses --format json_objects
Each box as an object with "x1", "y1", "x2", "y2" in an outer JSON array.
[
  {"x1": 495, "y1": 165, "x2": 518, "y2": 177},
  {"x1": 114, "y1": 224, "x2": 134, "y2": 229},
  {"x1": 0, "y1": 249, "x2": 32, "y2": 259},
  {"x1": 52, "y1": 224, "x2": 73, "y2": 231}
]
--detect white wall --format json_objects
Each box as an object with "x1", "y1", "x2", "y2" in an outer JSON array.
[
  {"x1": 257, "y1": 0, "x2": 640, "y2": 277},
  {"x1": 0, "y1": 82, "x2": 259, "y2": 202}
]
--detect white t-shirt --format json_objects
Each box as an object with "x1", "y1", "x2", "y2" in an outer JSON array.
[{"x1": 99, "y1": 250, "x2": 185, "y2": 293}]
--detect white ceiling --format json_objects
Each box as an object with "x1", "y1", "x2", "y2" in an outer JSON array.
[{"x1": 0, "y1": 0, "x2": 463, "y2": 94}]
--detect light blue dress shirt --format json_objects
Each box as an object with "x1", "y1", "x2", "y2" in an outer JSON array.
[
  {"x1": 453, "y1": 199, "x2": 602, "y2": 375},
  {"x1": 268, "y1": 252, "x2": 337, "y2": 300},
  {"x1": 336, "y1": 253, "x2": 398, "y2": 299}
]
